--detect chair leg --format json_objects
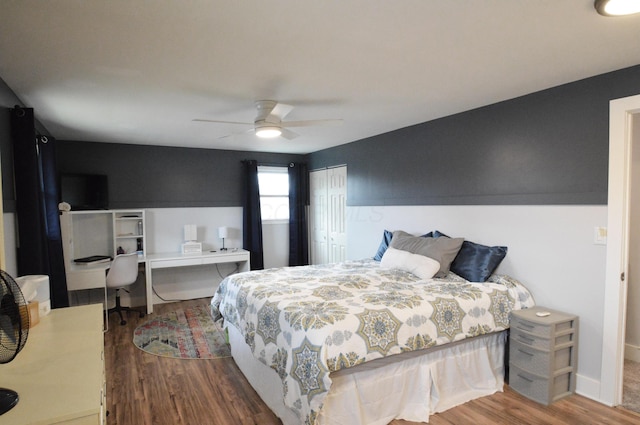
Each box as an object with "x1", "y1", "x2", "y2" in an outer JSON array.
[{"x1": 107, "y1": 288, "x2": 144, "y2": 326}]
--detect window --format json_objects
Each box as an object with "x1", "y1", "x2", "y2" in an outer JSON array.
[{"x1": 258, "y1": 166, "x2": 289, "y2": 221}]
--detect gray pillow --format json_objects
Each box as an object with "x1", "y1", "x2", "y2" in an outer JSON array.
[{"x1": 390, "y1": 230, "x2": 464, "y2": 277}]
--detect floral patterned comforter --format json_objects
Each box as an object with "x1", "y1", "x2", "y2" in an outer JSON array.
[{"x1": 210, "y1": 259, "x2": 535, "y2": 425}]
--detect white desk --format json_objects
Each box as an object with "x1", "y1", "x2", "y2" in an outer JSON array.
[
  {"x1": 145, "y1": 249, "x2": 250, "y2": 313},
  {"x1": 66, "y1": 261, "x2": 111, "y2": 323},
  {"x1": 66, "y1": 261, "x2": 111, "y2": 291},
  {"x1": 66, "y1": 257, "x2": 145, "y2": 314}
]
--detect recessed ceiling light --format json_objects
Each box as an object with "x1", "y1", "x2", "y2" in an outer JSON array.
[{"x1": 595, "y1": 0, "x2": 640, "y2": 16}]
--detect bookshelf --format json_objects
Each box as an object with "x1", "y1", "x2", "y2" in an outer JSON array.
[{"x1": 113, "y1": 210, "x2": 146, "y2": 257}]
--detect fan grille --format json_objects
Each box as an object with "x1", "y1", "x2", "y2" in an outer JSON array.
[{"x1": 0, "y1": 270, "x2": 29, "y2": 364}]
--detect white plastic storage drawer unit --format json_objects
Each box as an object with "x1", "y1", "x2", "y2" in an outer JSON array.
[{"x1": 509, "y1": 306, "x2": 578, "y2": 405}]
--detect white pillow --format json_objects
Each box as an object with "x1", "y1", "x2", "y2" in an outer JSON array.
[{"x1": 380, "y1": 247, "x2": 440, "y2": 280}]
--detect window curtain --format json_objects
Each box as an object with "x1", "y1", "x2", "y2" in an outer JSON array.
[
  {"x1": 11, "y1": 106, "x2": 69, "y2": 308},
  {"x1": 242, "y1": 160, "x2": 264, "y2": 270},
  {"x1": 288, "y1": 162, "x2": 309, "y2": 266}
]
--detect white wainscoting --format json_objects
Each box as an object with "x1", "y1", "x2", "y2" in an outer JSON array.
[
  {"x1": 145, "y1": 207, "x2": 244, "y2": 253},
  {"x1": 347, "y1": 204, "x2": 607, "y2": 402},
  {"x1": 131, "y1": 207, "x2": 245, "y2": 305}
]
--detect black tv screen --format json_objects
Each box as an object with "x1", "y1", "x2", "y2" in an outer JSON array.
[{"x1": 59, "y1": 173, "x2": 109, "y2": 210}]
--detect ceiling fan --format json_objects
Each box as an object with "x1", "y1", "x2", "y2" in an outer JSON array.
[{"x1": 193, "y1": 100, "x2": 343, "y2": 140}]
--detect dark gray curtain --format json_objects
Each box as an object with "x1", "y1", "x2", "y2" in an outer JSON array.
[
  {"x1": 288, "y1": 162, "x2": 309, "y2": 266},
  {"x1": 242, "y1": 160, "x2": 264, "y2": 270},
  {"x1": 11, "y1": 107, "x2": 68, "y2": 308}
]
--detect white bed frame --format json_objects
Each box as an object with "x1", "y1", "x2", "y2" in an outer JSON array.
[{"x1": 227, "y1": 323, "x2": 506, "y2": 425}]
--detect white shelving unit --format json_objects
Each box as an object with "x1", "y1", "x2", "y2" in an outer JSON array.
[
  {"x1": 60, "y1": 210, "x2": 146, "y2": 307},
  {"x1": 113, "y1": 210, "x2": 146, "y2": 257},
  {"x1": 61, "y1": 210, "x2": 113, "y2": 263},
  {"x1": 61, "y1": 209, "x2": 146, "y2": 262}
]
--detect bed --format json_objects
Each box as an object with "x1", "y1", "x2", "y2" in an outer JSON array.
[{"x1": 211, "y1": 229, "x2": 535, "y2": 425}]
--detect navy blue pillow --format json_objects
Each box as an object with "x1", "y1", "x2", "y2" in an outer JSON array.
[
  {"x1": 373, "y1": 230, "x2": 433, "y2": 261},
  {"x1": 373, "y1": 230, "x2": 393, "y2": 261},
  {"x1": 434, "y1": 230, "x2": 507, "y2": 282}
]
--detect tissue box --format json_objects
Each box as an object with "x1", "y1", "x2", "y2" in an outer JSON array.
[
  {"x1": 181, "y1": 241, "x2": 202, "y2": 254},
  {"x1": 20, "y1": 301, "x2": 40, "y2": 328}
]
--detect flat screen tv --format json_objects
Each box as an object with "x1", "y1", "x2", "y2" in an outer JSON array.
[{"x1": 59, "y1": 173, "x2": 109, "y2": 210}]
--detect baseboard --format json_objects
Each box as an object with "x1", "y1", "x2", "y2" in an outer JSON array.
[
  {"x1": 625, "y1": 343, "x2": 640, "y2": 362},
  {"x1": 150, "y1": 288, "x2": 215, "y2": 306},
  {"x1": 576, "y1": 373, "x2": 604, "y2": 405}
]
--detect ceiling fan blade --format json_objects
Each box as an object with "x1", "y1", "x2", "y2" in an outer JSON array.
[
  {"x1": 255, "y1": 100, "x2": 278, "y2": 121},
  {"x1": 270, "y1": 102, "x2": 294, "y2": 120},
  {"x1": 280, "y1": 128, "x2": 299, "y2": 140},
  {"x1": 192, "y1": 119, "x2": 253, "y2": 125},
  {"x1": 282, "y1": 118, "x2": 343, "y2": 128},
  {"x1": 216, "y1": 128, "x2": 254, "y2": 140}
]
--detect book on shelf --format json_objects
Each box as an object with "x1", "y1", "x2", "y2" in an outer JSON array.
[{"x1": 74, "y1": 255, "x2": 112, "y2": 265}]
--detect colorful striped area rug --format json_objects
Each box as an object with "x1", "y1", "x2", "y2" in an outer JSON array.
[{"x1": 133, "y1": 305, "x2": 231, "y2": 359}]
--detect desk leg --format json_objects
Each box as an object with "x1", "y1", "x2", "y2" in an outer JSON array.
[
  {"x1": 145, "y1": 262, "x2": 154, "y2": 314},
  {"x1": 239, "y1": 260, "x2": 250, "y2": 273},
  {"x1": 103, "y1": 285, "x2": 108, "y2": 332}
]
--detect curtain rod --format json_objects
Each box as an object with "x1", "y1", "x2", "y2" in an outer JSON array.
[
  {"x1": 242, "y1": 160, "x2": 306, "y2": 167},
  {"x1": 309, "y1": 164, "x2": 347, "y2": 172}
]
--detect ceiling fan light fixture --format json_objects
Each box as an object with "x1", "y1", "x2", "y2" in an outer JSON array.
[
  {"x1": 255, "y1": 125, "x2": 282, "y2": 138},
  {"x1": 595, "y1": 0, "x2": 640, "y2": 16}
]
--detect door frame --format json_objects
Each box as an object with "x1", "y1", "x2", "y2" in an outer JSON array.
[{"x1": 601, "y1": 93, "x2": 640, "y2": 405}]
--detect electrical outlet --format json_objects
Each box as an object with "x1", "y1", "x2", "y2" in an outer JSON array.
[{"x1": 594, "y1": 226, "x2": 607, "y2": 245}]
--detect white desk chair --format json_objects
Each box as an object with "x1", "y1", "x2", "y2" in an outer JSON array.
[{"x1": 106, "y1": 253, "x2": 144, "y2": 326}]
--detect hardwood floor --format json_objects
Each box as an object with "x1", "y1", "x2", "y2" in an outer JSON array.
[{"x1": 105, "y1": 299, "x2": 640, "y2": 425}]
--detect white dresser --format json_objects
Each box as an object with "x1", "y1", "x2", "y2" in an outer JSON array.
[{"x1": 1, "y1": 304, "x2": 106, "y2": 424}]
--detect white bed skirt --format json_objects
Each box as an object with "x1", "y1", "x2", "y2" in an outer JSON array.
[{"x1": 226, "y1": 323, "x2": 506, "y2": 425}]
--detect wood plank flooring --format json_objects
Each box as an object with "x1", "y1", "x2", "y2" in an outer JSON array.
[{"x1": 105, "y1": 299, "x2": 640, "y2": 425}]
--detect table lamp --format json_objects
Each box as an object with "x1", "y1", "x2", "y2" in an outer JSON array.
[{"x1": 218, "y1": 226, "x2": 229, "y2": 251}]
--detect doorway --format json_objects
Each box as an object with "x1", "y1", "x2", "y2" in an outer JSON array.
[
  {"x1": 602, "y1": 94, "x2": 640, "y2": 406},
  {"x1": 622, "y1": 114, "x2": 640, "y2": 411}
]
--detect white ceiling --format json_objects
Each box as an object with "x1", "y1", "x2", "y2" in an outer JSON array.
[{"x1": 1, "y1": 1, "x2": 639, "y2": 155}]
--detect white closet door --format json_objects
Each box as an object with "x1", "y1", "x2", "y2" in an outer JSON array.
[
  {"x1": 327, "y1": 166, "x2": 347, "y2": 263},
  {"x1": 310, "y1": 169, "x2": 329, "y2": 265},
  {"x1": 310, "y1": 166, "x2": 347, "y2": 264}
]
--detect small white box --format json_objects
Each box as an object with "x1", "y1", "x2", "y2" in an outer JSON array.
[
  {"x1": 181, "y1": 241, "x2": 202, "y2": 254},
  {"x1": 184, "y1": 224, "x2": 198, "y2": 241}
]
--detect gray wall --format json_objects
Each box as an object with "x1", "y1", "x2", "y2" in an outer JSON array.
[
  {"x1": 56, "y1": 141, "x2": 304, "y2": 209},
  {"x1": 1, "y1": 77, "x2": 304, "y2": 212},
  {"x1": 1, "y1": 72, "x2": 304, "y2": 211},
  {"x1": 310, "y1": 65, "x2": 640, "y2": 206},
  {"x1": 5, "y1": 65, "x2": 640, "y2": 210}
]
